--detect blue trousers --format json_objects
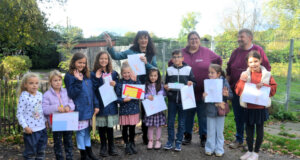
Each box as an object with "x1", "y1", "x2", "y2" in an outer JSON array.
[
  {"x1": 205, "y1": 116, "x2": 225, "y2": 154},
  {"x1": 23, "y1": 128, "x2": 48, "y2": 160},
  {"x1": 232, "y1": 92, "x2": 246, "y2": 143},
  {"x1": 184, "y1": 100, "x2": 207, "y2": 137},
  {"x1": 167, "y1": 102, "x2": 185, "y2": 144},
  {"x1": 76, "y1": 127, "x2": 91, "y2": 150}
]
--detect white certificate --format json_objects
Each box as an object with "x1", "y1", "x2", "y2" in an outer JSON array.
[
  {"x1": 204, "y1": 79, "x2": 223, "y2": 103},
  {"x1": 241, "y1": 83, "x2": 271, "y2": 106},
  {"x1": 180, "y1": 85, "x2": 196, "y2": 110},
  {"x1": 128, "y1": 54, "x2": 146, "y2": 75},
  {"x1": 168, "y1": 83, "x2": 185, "y2": 90},
  {"x1": 52, "y1": 112, "x2": 79, "y2": 131},
  {"x1": 142, "y1": 95, "x2": 167, "y2": 117},
  {"x1": 99, "y1": 82, "x2": 117, "y2": 107}
]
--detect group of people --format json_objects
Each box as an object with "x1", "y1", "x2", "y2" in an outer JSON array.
[{"x1": 16, "y1": 29, "x2": 277, "y2": 160}]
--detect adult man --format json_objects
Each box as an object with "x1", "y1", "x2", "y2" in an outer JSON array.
[{"x1": 226, "y1": 28, "x2": 271, "y2": 149}]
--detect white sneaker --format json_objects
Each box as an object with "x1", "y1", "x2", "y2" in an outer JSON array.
[
  {"x1": 247, "y1": 152, "x2": 259, "y2": 160},
  {"x1": 240, "y1": 151, "x2": 252, "y2": 160}
]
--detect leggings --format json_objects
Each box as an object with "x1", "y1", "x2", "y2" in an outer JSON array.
[
  {"x1": 122, "y1": 125, "x2": 136, "y2": 144},
  {"x1": 246, "y1": 123, "x2": 264, "y2": 153}
]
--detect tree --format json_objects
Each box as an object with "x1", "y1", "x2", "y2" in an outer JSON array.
[{"x1": 178, "y1": 12, "x2": 201, "y2": 43}]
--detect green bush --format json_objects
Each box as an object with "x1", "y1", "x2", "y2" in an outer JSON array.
[{"x1": 0, "y1": 55, "x2": 32, "y2": 79}]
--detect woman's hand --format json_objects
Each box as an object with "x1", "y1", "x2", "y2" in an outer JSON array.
[
  {"x1": 96, "y1": 69, "x2": 102, "y2": 78},
  {"x1": 74, "y1": 70, "x2": 83, "y2": 81},
  {"x1": 104, "y1": 32, "x2": 113, "y2": 48},
  {"x1": 140, "y1": 55, "x2": 147, "y2": 64}
]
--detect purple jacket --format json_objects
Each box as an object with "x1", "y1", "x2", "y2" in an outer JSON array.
[
  {"x1": 145, "y1": 84, "x2": 166, "y2": 98},
  {"x1": 226, "y1": 44, "x2": 271, "y2": 90},
  {"x1": 181, "y1": 46, "x2": 222, "y2": 100},
  {"x1": 42, "y1": 87, "x2": 75, "y2": 116}
]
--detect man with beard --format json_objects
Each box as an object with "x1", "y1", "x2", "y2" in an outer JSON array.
[{"x1": 226, "y1": 28, "x2": 271, "y2": 149}]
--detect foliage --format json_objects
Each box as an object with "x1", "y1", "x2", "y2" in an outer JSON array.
[
  {"x1": 214, "y1": 30, "x2": 238, "y2": 59},
  {"x1": 178, "y1": 12, "x2": 201, "y2": 43},
  {"x1": 270, "y1": 105, "x2": 298, "y2": 121},
  {"x1": 0, "y1": 55, "x2": 32, "y2": 79}
]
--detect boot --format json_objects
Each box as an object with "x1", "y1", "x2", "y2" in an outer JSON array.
[
  {"x1": 125, "y1": 143, "x2": 133, "y2": 155},
  {"x1": 107, "y1": 128, "x2": 118, "y2": 156},
  {"x1": 182, "y1": 132, "x2": 192, "y2": 145},
  {"x1": 79, "y1": 149, "x2": 89, "y2": 160},
  {"x1": 100, "y1": 143, "x2": 108, "y2": 157},
  {"x1": 86, "y1": 146, "x2": 98, "y2": 160},
  {"x1": 200, "y1": 135, "x2": 207, "y2": 148},
  {"x1": 99, "y1": 127, "x2": 108, "y2": 157},
  {"x1": 129, "y1": 142, "x2": 137, "y2": 154}
]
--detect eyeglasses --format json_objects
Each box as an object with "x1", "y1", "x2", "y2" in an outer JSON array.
[{"x1": 172, "y1": 56, "x2": 182, "y2": 59}]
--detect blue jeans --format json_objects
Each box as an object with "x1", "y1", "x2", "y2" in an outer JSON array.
[
  {"x1": 184, "y1": 100, "x2": 207, "y2": 137},
  {"x1": 76, "y1": 127, "x2": 91, "y2": 150},
  {"x1": 232, "y1": 92, "x2": 246, "y2": 143},
  {"x1": 205, "y1": 116, "x2": 225, "y2": 154},
  {"x1": 167, "y1": 102, "x2": 185, "y2": 144},
  {"x1": 23, "y1": 128, "x2": 48, "y2": 160}
]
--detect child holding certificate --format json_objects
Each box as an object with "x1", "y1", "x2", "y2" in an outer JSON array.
[
  {"x1": 202, "y1": 64, "x2": 232, "y2": 157},
  {"x1": 115, "y1": 62, "x2": 141, "y2": 155},
  {"x1": 236, "y1": 51, "x2": 277, "y2": 160},
  {"x1": 143, "y1": 68, "x2": 166, "y2": 150},
  {"x1": 91, "y1": 51, "x2": 119, "y2": 157},
  {"x1": 42, "y1": 70, "x2": 75, "y2": 160}
]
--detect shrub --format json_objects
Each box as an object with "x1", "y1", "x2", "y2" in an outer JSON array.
[{"x1": 0, "y1": 55, "x2": 32, "y2": 79}]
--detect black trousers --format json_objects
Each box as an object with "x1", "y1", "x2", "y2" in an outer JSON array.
[
  {"x1": 53, "y1": 131, "x2": 73, "y2": 160},
  {"x1": 122, "y1": 125, "x2": 136, "y2": 144},
  {"x1": 246, "y1": 123, "x2": 264, "y2": 153},
  {"x1": 141, "y1": 103, "x2": 148, "y2": 143}
]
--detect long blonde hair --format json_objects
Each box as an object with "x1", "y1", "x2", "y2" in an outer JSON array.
[
  {"x1": 18, "y1": 72, "x2": 40, "y2": 96},
  {"x1": 48, "y1": 70, "x2": 62, "y2": 88}
]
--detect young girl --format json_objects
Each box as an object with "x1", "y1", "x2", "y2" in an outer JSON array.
[
  {"x1": 64, "y1": 52, "x2": 99, "y2": 160},
  {"x1": 115, "y1": 61, "x2": 140, "y2": 155},
  {"x1": 42, "y1": 70, "x2": 75, "y2": 160},
  {"x1": 236, "y1": 51, "x2": 277, "y2": 160},
  {"x1": 17, "y1": 72, "x2": 48, "y2": 159},
  {"x1": 91, "y1": 51, "x2": 119, "y2": 157},
  {"x1": 143, "y1": 68, "x2": 166, "y2": 150},
  {"x1": 203, "y1": 64, "x2": 232, "y2": 157}
]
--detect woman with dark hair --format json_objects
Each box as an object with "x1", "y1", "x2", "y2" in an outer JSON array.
[
  {"x1": 104, "y1": 31, "x2": 158, "y2": 145},
  {"x1": 181, "y1": 31, "x2": 222, "y2": 147}
]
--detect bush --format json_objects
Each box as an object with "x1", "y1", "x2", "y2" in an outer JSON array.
[{"x1": 0, "y1": 55, "x2": 32, "y2": 79}]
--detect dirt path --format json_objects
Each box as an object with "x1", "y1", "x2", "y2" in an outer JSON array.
[{"x1": 0, "y1": 126, "x2": 296, "y2": 160}]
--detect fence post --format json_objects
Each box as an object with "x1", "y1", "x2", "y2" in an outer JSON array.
[{"x1": 285, "y1": 39, "x2": 294, "y2": 111}]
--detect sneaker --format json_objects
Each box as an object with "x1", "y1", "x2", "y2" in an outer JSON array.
[
  {"x1": 205, "y1": 152, "x2": 213, "y2": 156},
  {"x1": 229, "y1": 140, "x2": 243, "y2": 149},
  {"x1": 240, "y1": 151, "x2": 252, "y2": 160},
  {"x1": 163, "y1": 141, "x2": 173, "y2": 150},
  {"x1": 215, "y1": 153, "x2": 224, "y2": 157},
  {"x1": 147, "y1": 140, "x2": 153, "y2": 150},
  {"x1": 174, "y1": 143, "x2": 181, "y2": 152},
  {"x1": 154, "y1": 140, "x2": 161, "y2": 150},
  {"x1": 247, "y1": 152, "x2": 258, "y2": 160}
]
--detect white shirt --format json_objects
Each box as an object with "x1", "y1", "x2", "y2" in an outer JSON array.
[{"x1": 17, "y1": 91, "x2": 46, "y2": 132}]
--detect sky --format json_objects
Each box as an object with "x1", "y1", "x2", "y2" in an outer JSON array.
[{"x1": 38, "y1": 0, "x2": 239, "y2": 38}]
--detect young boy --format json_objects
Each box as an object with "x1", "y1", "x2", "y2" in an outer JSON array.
[{"x1": 163, "y1": 49, "x2": 196, "y2": 152}]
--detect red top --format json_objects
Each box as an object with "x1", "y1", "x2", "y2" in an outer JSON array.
[{"x1": 235, "y1": 71, "x2": 277, "y2": 109}]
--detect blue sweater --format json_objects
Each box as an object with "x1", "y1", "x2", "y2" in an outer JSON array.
[
  {"x1": 64, "y1": 72, "x2": 99, "y2": 121},
  {"x1": 91, "y1": 70, "x2": 119, "y2": 116},
  {"x1": 115, "y1": 78, "x2": 141, "y2": 116}
]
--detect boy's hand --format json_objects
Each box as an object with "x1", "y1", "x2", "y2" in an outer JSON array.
[
  {"x1": 110, "y1": 80, "x2": 116, "y2": 87},
  {"x1": 94, "y1": 108, "x2": 99, "y2": 116},
  {"x1": 187, "y1": 81, "x2": 193, "y2": 86},
  {"x1": 147, "y1": 95, "x2": 154, "y2": 101},
  {"x1": 256, "y1": 83, "x2": 263, "y2": 89},
  {"x1": 24, "y1": 127, "x2": 32, "y2": 134},
  {"x1": 124, "y1": 96, "x2": 131, "y2": 102},
  {"x1": 64, "y1": 106, "x2": 70, "y2": 112},
  {"x1": 222, "y1": 87, "x2": 229, "y2": 97},
  {"x1": 58, "y1": 106, "x2": 65, "y2": 113},
  {"x1": 240, "y1": 72, "x2": 248, "y2": 81},
  {"x1": 164, "y1": 84, "x2": 169, "y2": 91},
  {"x1": 203, "y1": 92, "x2": 208, "y2": 97}
]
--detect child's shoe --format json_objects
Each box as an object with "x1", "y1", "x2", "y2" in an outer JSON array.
[
  {"x1": 154, "y1": 140, "x2": 161, "y2": 150},
  {"x1": 246, "y1": 152, "x2": 259, "y2": 160},
  {"x1": 129, "y1": 142, "x2": 137, "y2": 154},
  {"x1": 205, "y1": 151, "x2": 213, "y2": 156},
  {"x1": 174, "y1": 143, "x2": 181, "y2": 152},
  {"x1": 215, "y1": 153, "x2": 224, "y2": 157},
  {"x1": 125, "y1": 143, "x2": 133, "y2": 155},
  {"x1": 147, "y1": 140, "x2": 153, "y2": 150},
  {"x1": 163, "y1": 141, "x2": 173, "y2": 150},
  {"x1": 240, "y1": 151, "x2": 252, "y2": 160}
]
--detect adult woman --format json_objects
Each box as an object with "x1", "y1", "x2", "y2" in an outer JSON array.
[
  {"x1": 181, "y1": 31, "x2": 222, "y2": 147},
  {"x1": 104, "y1": 31, "x2": 157, "y2": 145}
]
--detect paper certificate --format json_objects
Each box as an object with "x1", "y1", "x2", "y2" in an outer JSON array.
[
  {"x1": 168, "y1": 82, "x2": 185, "y2": 90},
  {"x1": 204, "y1": 79, "x2": 223, "y2": 103},
  {"x1": 52, "y1": 112, "x2": 79, "y2": 131},
  {"x1": 128, "y1": 54, "x2": 146, "y2": 75},
  {"x1": 180, "y1": 85, "x2": 196, "y2": 110},
  {"x1": 241, "y1": 83, "x2": 271, "y2": 106},
  {"x1": 142, "y1": 95, "x2": 167, "y2": 117},
  {"x1": 122, "y1": 84, "x2": 145, "y2": 99},
  {"x1": 99, "y1": 82, "x2": 117, "y2": 107}
]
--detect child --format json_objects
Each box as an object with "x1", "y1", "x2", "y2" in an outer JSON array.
[
  {"x1": 17, "y1": 72, "x2": 48, "y2": 159},
  {"x1": 203, "y1": 64, "x2": 232, "y2": 157},
  {"x1": 144, "y1": 68, "x2": 166, "y2": 150},
  {"x1": 42, "y1": 70, "x2": 75, "y2": 160},
  {"x1": 115, "y1": 61, "x2": 140, "y2": 155},
  {"x1": 163, "y1": 49, "x2": 195, "y2": 152},
  {"x1": 64, "y1": 52, "x2": 99, "y2": 160},
  {"x1": 236, "y1": 51, "x2": 277, "y2": 160},
  {"x1": 91, "y1": 51, "x2": 119, "y2": 157}
]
